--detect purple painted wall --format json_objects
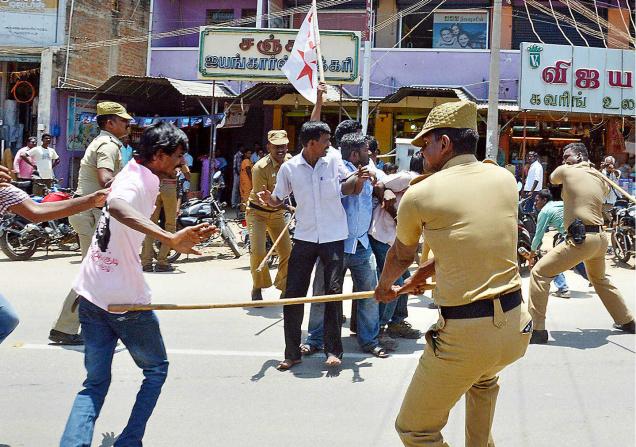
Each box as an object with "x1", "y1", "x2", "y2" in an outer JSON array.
[
  {"x1": 150, "y1": 47, "x2": 521, "y2": 101},
  {"x1": 153, "y1": 0, "x2": 257, "y2": 48}
]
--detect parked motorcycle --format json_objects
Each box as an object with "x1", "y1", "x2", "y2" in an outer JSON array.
[
  {"x1": 155, "y1": 172, "x2": 241, "y2": 262},
  {"x1": 518, "y1": 196, "x2": 537, "y2": 239},
  {"x1": 611, "y1": 200, "x2": 635, "y2": 263},
  {"x1": 0, "y1": 183, "x2": 79, "y2": 260}
]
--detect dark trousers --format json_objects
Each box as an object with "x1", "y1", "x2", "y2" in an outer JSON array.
[{"x1": 283, "y1": 239, "x2": 345, "y2": 360}]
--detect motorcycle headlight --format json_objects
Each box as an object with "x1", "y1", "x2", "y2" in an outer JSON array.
[{"x1": 629, "y1": 209, "x2": 635, "y2": 217}]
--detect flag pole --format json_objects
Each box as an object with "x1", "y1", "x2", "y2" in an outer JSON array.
[{"x1": 311, "y1": 0, "x2": 325, "y2": 83}]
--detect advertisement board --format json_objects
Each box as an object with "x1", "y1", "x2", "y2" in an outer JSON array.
[
  {"x1": 0, "y1": 0, "x2": 66, "y2": 47},
  {"x1": 432, "y1": 11, "x2": 489, "y2": 49},
  {"x1": 198, "y1": 27, "x2": 360, "y2": 83},
  {"x1": 519, "y1": 43, "x2": 635, "y2": 116}
]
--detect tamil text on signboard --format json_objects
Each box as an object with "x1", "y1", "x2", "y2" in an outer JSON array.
[
  {"x1": 519, "y1": 43, "x2": 635, "y2": 116},
  {"x1": 0, "y1": 0, "x2": 66, "y2": 47},
  {"x1": 198, "y1": 27, "x2": 360, "y2": 83}
]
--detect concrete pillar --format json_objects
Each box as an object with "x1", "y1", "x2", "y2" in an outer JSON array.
[
  {"x1": 607, "y1": 8, "x2": 632, "y2": 48},
  {"x1": 37, "y1": 48, "x2": 54, "y2": 140},
  {"x1": 501, "y1": 4, "x2": 513, "y2": 50},
  {"x1": 375, "y1": 0, "x2": 398, "y2": 48}
]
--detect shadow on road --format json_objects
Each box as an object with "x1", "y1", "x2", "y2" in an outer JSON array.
[
  {"x1": 547, "y1": 329, "x2": 635, "y2": 352},
  {"x1": 0, "y1": 252, "x2": 79, "y2": 263},
  {"x1": 98, "y1": 432, "x2": 117, "y2": 447}
]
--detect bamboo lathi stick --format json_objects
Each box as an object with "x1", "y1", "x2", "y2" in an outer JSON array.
[
  {"x1": 591, "y1": 169, "x2": 636, "y2": 204},
  {"x1": 108, "y1": 284, "x2": 436, "y2": 312},
  {"x1": 256, "y1": 214, "x2": 294, "y2": 272}
]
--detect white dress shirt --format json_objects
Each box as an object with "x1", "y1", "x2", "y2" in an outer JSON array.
[
  {"x1": 524, "y1": 160, "x2": 543, "y2": 192},
  {"x1": 273, "y1": 150, "x2": 348, "y2": 243}
]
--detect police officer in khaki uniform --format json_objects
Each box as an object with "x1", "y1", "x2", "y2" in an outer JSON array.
[
  {"x1": 49, "y1": 102, "x2": 130, "y2": 345},
  {"x1": 246, "y1": 130, "x2": 293, "y2": 301},
  {"x1": 529, "y1": 143, "x2": 634, "y2": 344},
  {"x1": 376, "y1": 101, "x2": 532, "y2": 447}
]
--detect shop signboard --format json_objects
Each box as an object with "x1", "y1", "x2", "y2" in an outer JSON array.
[
  {"x1": 0, "y1": 0, "x2": 67, "y2": 47},
  {"x1": 67, "y1": 97, "x2": 99, "y2": 152},
  {"x1": 198, "y1": 27, "x2": 360, "y2": 83},
  {"x1": 519, "y1": 43, "x2": 635, "y2": 116},
  {"x1": 432, "y1": 11, "x2": 489, "y2": 49}
]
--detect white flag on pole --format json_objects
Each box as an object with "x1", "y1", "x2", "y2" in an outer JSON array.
[{"x1": 281, "y1": 4, "x2": 321, "y2": 104}]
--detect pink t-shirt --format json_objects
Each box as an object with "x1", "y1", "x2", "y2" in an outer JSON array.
[
  {"x1": 13, "y1": 147, "x2": 34, "y2": 179},
  {"x1": 73, "y1": 160, "x2": 160, "y2": 312}
]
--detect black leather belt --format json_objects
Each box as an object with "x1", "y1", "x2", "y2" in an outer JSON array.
[
  {"x1": 248, "y1": 202, "x2": 277, "y2": 213},
  {"x1": 584, "y1": 225, "x2": 602, "y2": 233},
  {"x1": 440, "y1": 289, "x2": 522, "y2": 320}
]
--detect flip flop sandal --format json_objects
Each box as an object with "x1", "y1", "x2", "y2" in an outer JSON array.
[
  {"x1": 277, "y1": 359, "x2": 301, "y2": 371},
  {"x1": 366, "y1": 346, "x2": 389, "y2": 358},
  {"x1": 299, "y1": 344, "x2": 321, "y2": 356}
]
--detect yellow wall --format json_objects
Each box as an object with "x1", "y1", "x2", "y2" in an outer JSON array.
[
  {"x1": 374, "y1": 112, "x2": 393, "y2": 153},
  {"x1": 501, "y1": 5, "x2": 513, "y2": 50},
  {"x1": 607, "y1": 8, "x2": 632, "y2": 48},
  {"x1": 273, "y1": 106, "x2": 283, "y2": 129}
]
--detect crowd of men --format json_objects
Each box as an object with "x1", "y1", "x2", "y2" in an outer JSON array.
[{"x1": 0, "y1": 92, "x2": 634, "y2": 446}]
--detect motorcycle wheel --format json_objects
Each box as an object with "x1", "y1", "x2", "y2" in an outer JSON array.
[
  {"x1": 612, "y1": 230, "x2": 633, "y2": 263},
  {"x1": 0, "y1": 225, "x2": 38, "y2": 261},
  {"x1": 221, "y1": 225, "x2": 242, "y2": 258}
]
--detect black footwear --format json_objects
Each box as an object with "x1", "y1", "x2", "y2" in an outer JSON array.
[
  {"x1": 613, "y1": 320, "x2": 635, "y2": 333},
  {"x1": 49, "y1": 329, "x2": 84, "y2": 345},
  {"x1": 530, "y1": 329, "x2": 548, "y2": 344},
  {"x1": 154, "y1": 264, "x2": 175, "y2": 273},
  {"x1": 387, "y1": 321, "x2": 422, "y2": 339},
  {"x1": 142, "y1": 264, "x2": 154, "y2": 272},
  {"x1": 251, "y1": 288, "x2": 263, "y2": 301}
]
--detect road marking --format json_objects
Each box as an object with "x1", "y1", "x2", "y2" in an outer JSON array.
[{"x1": 13, "y1": 343, "x2": 425, "y2": 359}]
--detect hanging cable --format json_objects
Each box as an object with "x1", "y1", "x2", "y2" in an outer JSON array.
[
  {"x1": 592, "y1": 0, "x2": 608, "y2": 46},
  {"x1": 525, "y1": 1, "x2": 545, "y2": 43},
  {"x1": 616, "y1": 0, "x2": 634, "y2": 46},
  {"x1": 562, "y1": 0, "x2": 590, "y2": 45},
  {"x1": 624, "y1": 0, "x2": 636, "y2": 30},
  {"x1": 549, "y1": 0, "x2": 575, "y2": 45}
]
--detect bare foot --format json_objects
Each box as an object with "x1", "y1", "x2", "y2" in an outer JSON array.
[
  {"x1": 277, "y1": 358, "x2": 301, "y2": 371},
  {"x1": 325, "y1": 353, "x2": 342, "y2": 367}
]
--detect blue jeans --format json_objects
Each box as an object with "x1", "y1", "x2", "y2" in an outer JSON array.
[
  {"x1": 553, "y1": 273, "x2": 568, "y2": 292},
  {"x1": 369, "y1": 236, "x2": 410, "y2": 326},
  {"x1": 305, "y1": 244, "x2": 379, "y2": 350},
  {"x1": 61, "y1": 298, "x2": 169, "y2": 447},
  {"x1": 0, "y1": 294, "x2": 19, "y2": 345}
]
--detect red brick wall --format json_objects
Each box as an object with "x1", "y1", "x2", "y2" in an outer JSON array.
[{"x1": 60, "y1": 0, "x2": 150, "y2": 87}]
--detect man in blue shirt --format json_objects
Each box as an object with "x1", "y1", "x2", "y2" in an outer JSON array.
[
  {"x1": 339, "y1": 133, "x2": 387, "y2": 357},
  {"x1": 530, "y1": 189, "x2": 587, "y2": 297}
]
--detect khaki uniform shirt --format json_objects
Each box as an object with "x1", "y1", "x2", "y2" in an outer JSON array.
[
  {"x1": 550, "y1": 161, "x2": 607, "y2": 228},
  {"x1": 76, "y1": 131, "x2": 123, "y2": 196},
  {"x1": 396, "y1": 154, "x2": 521, "y2": 306},
  {"x1": 247, "y1": 153, "x2": 291, "y2": 212}
]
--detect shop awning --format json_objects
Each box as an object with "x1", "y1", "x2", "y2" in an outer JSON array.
[
  {"x1": 381, "y1": 86, "x2": 465, "y2": 104},
  {"x1": 235, "y1": 82, "x2": 360, "y2": 104}
]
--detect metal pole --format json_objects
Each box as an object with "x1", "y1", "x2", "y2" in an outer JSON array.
[
  {"x1": 360, "y1": 0, "x2": 373, "y2": 134},
  {"x1": 256, "y1": 0, "x2": 264, "y2": 29},
  {"x1": 485, "y1": 0, "x2": 502, "y2": 160},
  {"x1": 145, "y1": 0, "x2": 155, "y2": 75},
  {"x1": 208, "y1": 81, "x2": 217, "y2": 195},
  {"x1": 63, "y1": 0, "x2": 76, "y2": 84}
]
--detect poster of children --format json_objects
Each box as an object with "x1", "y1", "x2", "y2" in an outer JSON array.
[
  {"x1": 432, "y1": 11, "x2": 488, "y2": 49},
  {"x1": 67, "y1": 97, "x2": 100, "y2": 152}
]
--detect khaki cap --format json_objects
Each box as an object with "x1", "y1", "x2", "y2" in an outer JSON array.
[
  {"x1": 411, "y1": 100, "x2": 478, "y2": 147},
  {"x1": 267, "y1": 130, "x2": 289, "y2": 145},
  {"x1": 96, "y1": 101, "x2": 133, "y2": 120}
]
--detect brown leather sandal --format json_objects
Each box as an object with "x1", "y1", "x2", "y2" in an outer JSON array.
[{"x1": 276, "y1": 358, "x2": 302, "y2": 371}]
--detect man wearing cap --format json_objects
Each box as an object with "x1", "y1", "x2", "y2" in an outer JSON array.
[
  {"x1": 49, "y1": 101, "x2": 131, "y2": 345},
  {"x1": 246, "y1": 130, "x2": 293, "y2": 302},
  {"x1": 376, "y1": 101, "x2": 531, "y2": 447}
]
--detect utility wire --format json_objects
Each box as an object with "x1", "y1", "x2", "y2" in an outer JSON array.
[
  {"x1": 549, "y1": 0, "x2": 575, "y2": 44},
  {"x1": 562, "y1": 0, "x2": 590, "y2": 45}
]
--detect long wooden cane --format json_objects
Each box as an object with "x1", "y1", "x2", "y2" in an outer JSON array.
[
  {"x1": 108, "y1": 284, "x2": 436, "y2": 312},
  {"x1": 256, "y1": 213, "x2": 295, "y2": 272},
  {"x1": 591, "y1": 169, "x2": 636, "y2": 204}
]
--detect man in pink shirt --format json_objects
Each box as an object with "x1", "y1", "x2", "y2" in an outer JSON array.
[
  {"x1": 13, "y1": 136, "x2": 37, "y2": 181},
  {"x1": 61, "y1": 122, "x2": 215, "y2": 447}
]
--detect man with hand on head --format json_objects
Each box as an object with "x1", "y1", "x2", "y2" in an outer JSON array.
[
  {"x1": 376, "y1": 101, "x2": 531, "y2": 447},
  {"x1": 246, "y1": 130, "x2": 293, "y2": 302},
  {"x1": 50, "y1": 101, "x2": 131, "y2": 346},
  {"x1": 258, "y1": 121, "x2": 368, "y2": 371},
  {"x1": 60, "y1": 122, "x2": 215, "y2": 447}
]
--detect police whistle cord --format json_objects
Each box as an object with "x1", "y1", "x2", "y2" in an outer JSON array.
[
  {"x1": 590, "y1": 169, "x2": 636, "y2": 205},
  {"x1": 256, "y1": 213, "x2": 295, "y2": 272},
  {"x1": 108, "y1": 284, "x2": 436, "y2": 312}
]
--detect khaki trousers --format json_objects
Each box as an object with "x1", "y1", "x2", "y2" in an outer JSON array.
[
  {"x1": 246, "y1": 208, "x2": 291, "y2": 292},
  {"x1": 396, "y1": 298, "x2": 531, "y2": 447},
  {"x1": 52, "y1": 208, "x2": 102, "y2": 334},
  {"x1": 141, "y1": 185, "x2": 178, "y2": 267},
  {"x1": 529, "y1": 232, "x2": 633, "y2": 330}
]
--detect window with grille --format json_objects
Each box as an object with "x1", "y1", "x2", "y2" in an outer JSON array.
[
  {"x1": 206, "y1": 9, "x2": 235, "y2": 26},
  {"x1": 241, "y1": 9, "x2": 257, "y2": 27}
]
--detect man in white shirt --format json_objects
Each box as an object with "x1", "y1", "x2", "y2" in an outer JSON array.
[
  {"x1": 258, "y1": 121, "x2": 367, "y2": 371},
  {"x1": 522, "y1": 151, "x2": 543, "y2": 213},
  {"x1": 23, "y1": 133, "x2": 59, "y2": 179},
  {"x1": 601, "y1": 155, "x2": 622, "y2": 224}
]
